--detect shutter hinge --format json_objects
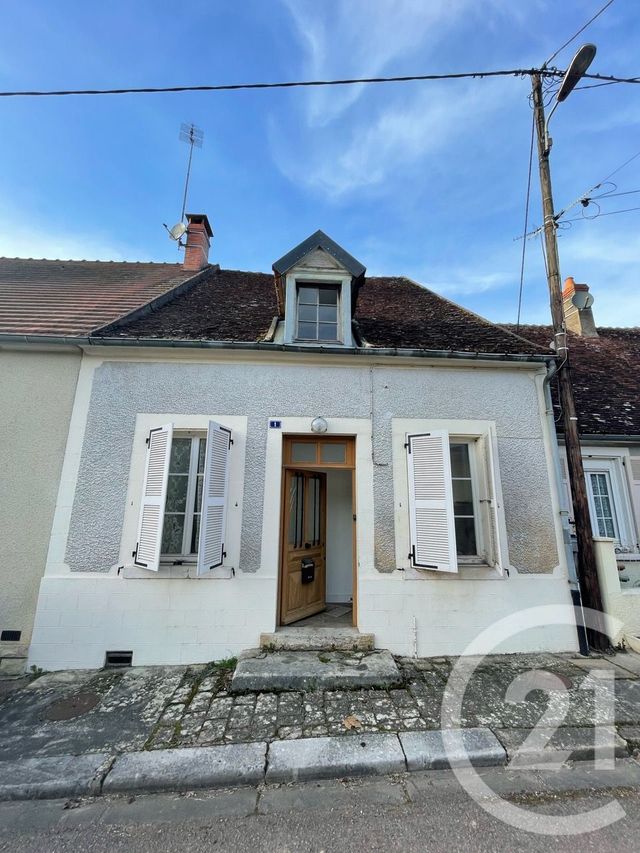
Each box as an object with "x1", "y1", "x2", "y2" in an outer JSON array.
[
  {"x1": 404, "y1": 441, "x2": 410, "y2": 451},
  {"x1": 132, "y1": 545, "x2": 138, "y2": 559},
  {"x1": 505, "y1": 567, "x2": 510, "y2": 577},
  {"x1": 145, "y1": 433, "x2": 150, "y2": 446},
  {"x1": 231, "y1": 566, "x2": 236, "y2": 577},
  {"x1": 228, "y1": 437, "x2": 234, "y2": 448}
]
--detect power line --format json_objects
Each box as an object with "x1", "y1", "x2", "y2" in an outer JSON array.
[
  {"x1": 563, "y1": 205, "x2": 640, "y2": 222},
  {"x1": 0, "y1": 68, "x2": 637, "y2": 99},
  {"x1": 543, "y1": 0, "x2": 616, "y2": 68},
  {"x1": 516, "y1": 110, "x2": 536, "y2": 333}
]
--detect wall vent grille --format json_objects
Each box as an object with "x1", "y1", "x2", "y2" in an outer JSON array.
[{"x1": 104, "y1": 650, "x2": 133, "y2": 669}]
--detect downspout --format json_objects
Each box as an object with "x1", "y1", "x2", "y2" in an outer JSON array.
[{"x1": 544, "y1": 361, "x2": 589, "y2": 655}]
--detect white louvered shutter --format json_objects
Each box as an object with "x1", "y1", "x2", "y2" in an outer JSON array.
[
  {"x1": 197, "y1": 421, "x2": 231, "y2": 575},
  {"x1": 478, "y1": 433, "x2": 504, "y2": 574},
  {"x1": 135, "y1": 423, "x2": 173, "y2": 572},
  {"x1": 406, "y1": 431, "x2": 458, "y2": 573}
]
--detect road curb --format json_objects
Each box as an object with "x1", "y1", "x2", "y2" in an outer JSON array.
[{"x1": 0, "y1": 726, "x2": 632, "y2": 801}]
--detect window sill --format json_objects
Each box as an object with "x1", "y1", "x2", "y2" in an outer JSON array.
[
  {"x1": 403, "y1": 562, "x2": 504, "y2": 581},
  {"x1": 122, "y1": 564, "x2": 233, "y2": 580}
]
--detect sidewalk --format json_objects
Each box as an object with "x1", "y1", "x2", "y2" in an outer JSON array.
[{"x1": 1, "y1": 650, "x2": 639, "y2": 800}]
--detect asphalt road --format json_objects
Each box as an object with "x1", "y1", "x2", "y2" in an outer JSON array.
[{"x1": 2, "y1": 765, "x2": 640, "y2": 852}]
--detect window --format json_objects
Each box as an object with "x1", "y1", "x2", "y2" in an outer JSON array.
[
  {"x1": 296, "y1": 284, "x2": 340, "y2": 342},
  {"x1": 587, "y1": 471, "x2": 619, "y2": 540},
  {"x1": 134, "y1": 421, "x2": 231, "y2": 574},
  {"x1": 450, "y1": 442, "x2": 479, "y2": 557},
  {"x1": 161, "y1": 435, "x2": 206, "y2": 557},
  {"x1": 405, "y1": 428, "x2": 502, "y2": 575}
]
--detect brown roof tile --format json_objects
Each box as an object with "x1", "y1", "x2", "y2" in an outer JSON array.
[
  {"x1": 0, "y1": 258, "x2": 193, "y2": 336},
  {"x1": 503, "y1": 324, "x2": 640, "y2": 436},
  {"x1": 98, "y1": 268, "x2": 543, "y2": 356}
]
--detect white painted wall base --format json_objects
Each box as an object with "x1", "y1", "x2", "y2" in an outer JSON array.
[
  {"x1": 358, "y1": 572, "x2": 579, "y2": 658},
  {"x1": 29, "y1": 569, "x2": 578, "y2": 669}
]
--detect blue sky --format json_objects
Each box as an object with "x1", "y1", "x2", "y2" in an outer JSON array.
[{"x1": 0, "y1": 1, "x2": 638, "y2": 326}]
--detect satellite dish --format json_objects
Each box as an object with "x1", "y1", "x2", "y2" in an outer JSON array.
[
  {"x1": 571, "y1": 291, "x2": 594, "y2": 310},
  {"x1": 167, "y1": 221, "x2": 187, "y2": 241}
]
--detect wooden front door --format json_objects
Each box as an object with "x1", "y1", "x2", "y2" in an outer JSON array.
[{"x1": 280, "y1": 469, "x2": 326, "y2": 625}]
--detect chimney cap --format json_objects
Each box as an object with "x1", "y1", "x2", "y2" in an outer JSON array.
[{"x1": 185, "y1": 213, "x2": 213, "y2": 238}]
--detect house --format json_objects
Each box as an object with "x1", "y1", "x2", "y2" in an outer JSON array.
[
  {"x1": 5, "y1": 216, "x2": 580, "y2": 669},
  {"x1": 0, "y1": 252, "x2": 210, "y2": 666},
  {"x1": 506, "y1": 278, "x2": 640, "y2": 644}
]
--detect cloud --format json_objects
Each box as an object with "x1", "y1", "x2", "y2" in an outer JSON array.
[
  {"x1": 279, "y1": 0, "x2": 476, "y2": 126},
  {"x1": 270, "y1": 76, "x2": 517, "y2": 199}
]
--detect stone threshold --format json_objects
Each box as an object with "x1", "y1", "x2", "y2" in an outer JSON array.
[{"x1": 260, "y1": 628, "x2": 374, "y2": 652}]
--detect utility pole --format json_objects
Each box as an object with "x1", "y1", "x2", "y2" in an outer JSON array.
[{"x1": 531, "y1": 72, "x2": 607, "y2": 652}]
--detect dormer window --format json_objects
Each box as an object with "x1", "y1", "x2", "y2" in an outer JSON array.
[
  {"x1": 296, "y1": 284, "x2": 340, "y2": 342},
  {"x1": 272, "y1": 230, "x2": 366, "y2": 349}
]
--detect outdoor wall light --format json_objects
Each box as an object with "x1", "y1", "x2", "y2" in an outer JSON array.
[{"x1": 310, "y1": 417, "x2": 328, "y2": 434}]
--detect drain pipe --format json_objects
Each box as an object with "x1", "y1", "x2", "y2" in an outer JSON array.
[
  {"x1": 543, "y1": 361, "x2": 589, "y2": 656},
  {"x1": 412, "y1": 616, "x2": 418, "y2": 659}
]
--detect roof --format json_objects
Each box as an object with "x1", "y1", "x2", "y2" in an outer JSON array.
[
  {"x1": 0, "y1": 258, "x2": 195, "y2": 336},
  {"x1": 272, "y1": 230, "x2": 366, "y2": 279},
  {"x1": 98, "y1": 267, "x2": 545, "y2": 356},
  {"x1": 504, "y1": 324, "x2": 640, "y2": 436}
]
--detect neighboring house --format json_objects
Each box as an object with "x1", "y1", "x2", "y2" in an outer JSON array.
[
  {"x1": 19, "y1": 215, "x2": 579, "y2": 670},
  {"x1": 506, "y1": 278, "x2": 640, "y2": 644},
  {"x1": 0, "y1": 247, "x2": 209, "y2": 666}
]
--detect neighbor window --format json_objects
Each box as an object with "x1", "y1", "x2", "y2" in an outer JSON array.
[
  {"x1": 161, "y1": 434, "x2": 206, "y2": 557},
  {"x1": 587, "y1": 471, "x2": 619, "y2": 540},
  {"x1": 296, "y1": 284, "x2": 340, "y2": 342}
]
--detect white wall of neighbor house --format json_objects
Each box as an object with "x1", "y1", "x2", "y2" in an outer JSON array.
[
  {"x1": 28, "y1": 350, "x2": 578, "y2": 669},
  {"x1": 0, "y1": 347, "x2": 80, "y2": 656}
]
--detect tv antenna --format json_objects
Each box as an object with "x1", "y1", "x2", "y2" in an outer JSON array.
[{"x1": 163, "y1": 122, "x2": 204, "y2": 245}]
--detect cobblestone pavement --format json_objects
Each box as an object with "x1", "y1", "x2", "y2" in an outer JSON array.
[{"x1": 145, "y1": 651, "x2": 640, "y2": 750}]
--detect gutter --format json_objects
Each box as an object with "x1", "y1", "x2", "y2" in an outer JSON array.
[{"x1": 0, "y1": 333, "x2": 553, "y2": 364}]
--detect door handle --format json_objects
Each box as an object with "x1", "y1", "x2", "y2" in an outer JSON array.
[{"x1": 304, "y1": 543, "x2": 311, "y2": 549}]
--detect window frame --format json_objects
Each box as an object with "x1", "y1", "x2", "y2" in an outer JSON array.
[
  {"x1": 449, "y1": 438, "x2": 485, "y2": 563},
  {"x1": 283, "y1": 269, "x2": 354, "y2": 347},
  {"x1": 393, "y1": 418, "x2": 509, "y2": 580},
  {"x1": 294, "y1": 282, "x2": 342, "y2": 344},
  {"x1": 160, "y1": 430, "x2": 206, "y2": 562},
  {"x1": 119, "y1": 414, "x2": 246, "y2": 580}
]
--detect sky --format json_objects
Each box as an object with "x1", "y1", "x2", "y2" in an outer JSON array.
[{"x1": 0, "y1": 1, "x2": 638, "y2": 327}]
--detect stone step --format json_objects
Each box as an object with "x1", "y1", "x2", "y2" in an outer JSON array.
[
  {"x1": 231, "y1": 649, "x2": 402, "y2": 693},
  {"x1": 260, "y1": 628, "x2": 374, "y2": 652}
]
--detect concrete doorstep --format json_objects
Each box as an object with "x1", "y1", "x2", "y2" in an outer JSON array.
[{"x1": 0, "y1": 726, "x2": 635, "y2": 802}]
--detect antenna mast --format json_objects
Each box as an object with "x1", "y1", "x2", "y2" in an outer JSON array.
[{"x1": 179, "y1": 122, "x2": 204, "y2": 222}]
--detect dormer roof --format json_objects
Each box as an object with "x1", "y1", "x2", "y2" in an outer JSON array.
[{"x1": 272, "y1": 230, "x2": 366, "y2": 279}]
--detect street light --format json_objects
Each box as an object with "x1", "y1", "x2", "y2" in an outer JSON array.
[
  {"x1": 531, "y1": 47, "x2": 608, "y2": 652},
  {"x1": 545, "y1": 44, "x2": 597, "y2": 152}
]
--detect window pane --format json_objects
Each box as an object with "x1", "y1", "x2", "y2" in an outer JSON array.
[
  {"x1": 194, "y1": 474, "x2": 204, "y2": 514},
  {"x1": 455, "y1": 516, "x2": 477, "y2": 556},
  {"x1": 288, "y1": 474, "x2": 305, "y2": 546},
  {"x1": 190, "y1": 514, "x2": 200, "y2": 554},
  {"x1": 320, "y1": 442, "x2": 346, "y2": 464},
  {"x1": 169, "y1": 438, "x2": 192, "y2": 473},
  {"x1": 298, "y1": 304, "x2": 316, "y2": 322},
  {"x1": 452, "y1": 478, "x2": 474, "y2": 515},
  {"x1": 450, "y1": 443, "x2": 471, "y2": 478},
  {"x1": 318, "y1": 323, "x2": 338, "y2": 341},
  {"x1": 298, "y1": 286, "x2": 317, "y2": 305},
  {"x1": 318, "y1": 288, "x2": 338, "y2": 305},
  {"x1": 297, "y1": 321, "x2": 317, "y2": 339},
  {"x1": 318, "y1": 305, "x2": 337, "y2": 323},
  {"x1": 197, "y1": 439, "x2": 206, "y2": 473},
  {"x1": 161, "y1": 513, "x2": 185, "y2": 554},
  {"x1": 291, "y1": 442, "x2": 317, "y2": 463},
  {"x1": 166, "y1": 474, "x2": 188, "y2": 513}
]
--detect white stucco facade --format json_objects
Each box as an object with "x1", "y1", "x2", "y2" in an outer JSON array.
[
  {"x1": 0, "y1": 346, "x2": 81, "y2": 656},
  {"x1": 27, "y1": 345, "x2": 579, "y2": 670}
]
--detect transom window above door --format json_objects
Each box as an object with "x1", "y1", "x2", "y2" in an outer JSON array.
[{"x1": 296, "y1": 284, "x2": 340, "y2": 342}]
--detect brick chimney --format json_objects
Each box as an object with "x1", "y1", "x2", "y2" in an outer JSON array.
[
  {"x1": 183, "y1": 213, "x2": 213, "y2": 271},
  {"x1": 562, "y1": 276, "x2": 598, "y2": 337}
]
